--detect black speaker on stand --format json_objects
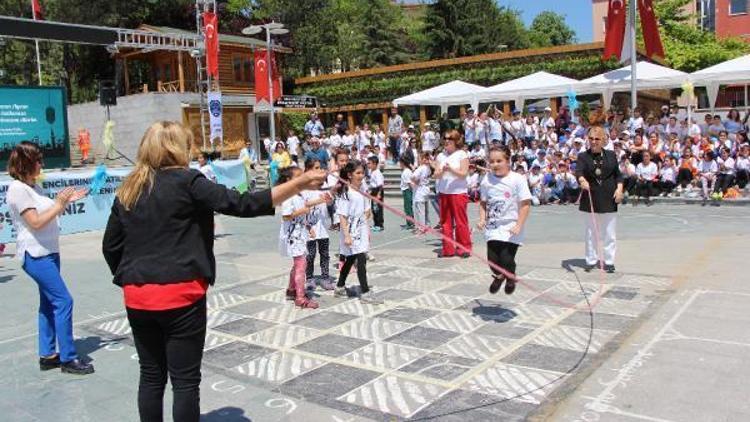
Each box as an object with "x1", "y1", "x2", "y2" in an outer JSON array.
[{"x1": 99, "y1": 80, "x2": 117, "y2": 119}]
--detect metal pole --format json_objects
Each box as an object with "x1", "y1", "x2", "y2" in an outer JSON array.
[
  {"x1": 267, "y1": 27, "x2": 276, "y2": 148},
  {"x1": 745, "y1": 84, "x2": 748, "y2": 114},
  {"x1": 196, "y1": 1, "x2": 206, "y2": 150},
  {"x1": 32, "y1": 2, "x2": 42, "y2": 86},
  {"x1": 630, "y1": 0, "x2": 638, "y2": 112}
]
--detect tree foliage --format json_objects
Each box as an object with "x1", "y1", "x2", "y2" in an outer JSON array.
[{"x1": 528, "y1": 11, "x2": 577, "y2": 48}]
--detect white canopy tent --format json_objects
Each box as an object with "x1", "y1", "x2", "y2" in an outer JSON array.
[
  {"x1": 392, "y1": 80, "x2": 484, "y2": 113},
  {"x1": 473, "y1": 71, "x2": 579, "y2": 110},
  {"x1": 690, "y1": 54, "x2": 750, "y2": 110},
  {"x1": 575, "y1": 61, "x2": 688, "y2": 108}
]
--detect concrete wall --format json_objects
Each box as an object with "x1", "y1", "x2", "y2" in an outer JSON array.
[{"x1": 66, "y1": 92, "x2": 197, "y2": 165}]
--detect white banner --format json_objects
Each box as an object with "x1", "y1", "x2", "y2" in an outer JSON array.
[{"x1": 208, "y1": 90, "x2": 223, "y2": 146}]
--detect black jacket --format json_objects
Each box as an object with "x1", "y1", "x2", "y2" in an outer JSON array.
[
  {"x1": 576, "y1": 149, "x2": 623, "y2": 214},
  {"x1": 102, "y1": 168, "x2": 274, "y2": 286}
]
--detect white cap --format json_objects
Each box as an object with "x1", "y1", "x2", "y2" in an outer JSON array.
[{"x1": 544, "y1": 107, "x2": 552, "y2": 112}]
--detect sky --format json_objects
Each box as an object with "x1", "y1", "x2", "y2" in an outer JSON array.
[{"x1": 498, "y1": 0, "x2": 593, "y2": 43}]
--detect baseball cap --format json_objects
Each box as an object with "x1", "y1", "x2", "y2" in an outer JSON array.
[{"x1": 544, "y1": 106, "x2": 552, "y2": 112}]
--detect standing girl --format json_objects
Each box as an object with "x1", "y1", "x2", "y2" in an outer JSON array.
[
  {"x1": 477, "y1": 146, "x2": 532, "y2": 295},
  {"x1": 334, "y1": 161, "x2": 382, "y2": 304},
  {"x1": 278, "y1": 167, "x2": 320, "y2": 309},
  {"x1": 303, "y1": 159, "x2": 335, "y2": 289},
  {"x1": 412, "y1": 153, "x2": 434, "y2": 234},
  {"x1": 399, "y1": 157, "x2": 415, "y2": 230}
]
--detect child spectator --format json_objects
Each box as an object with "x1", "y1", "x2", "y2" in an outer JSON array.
[
  {"x1": 399, "y1": 157, "x2": 415, "y2": 230},
  {"x1": 635, "y1": 151, "x2": 658, "y2": 205},
  {"x1": 367, "y1": 156, "x2": 385, "y2": 232}
]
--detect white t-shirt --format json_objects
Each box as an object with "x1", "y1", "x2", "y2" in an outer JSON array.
[
  {"x1": 199, "y1": 164, "x2": 217, "y2": 183},
  {"x1": 698, "y1": 160, "x2": 718, "y2": 174},
  {"x1": 717, "y1": 157, "x2": 735, "y2": 175},
  {"x1": 368, "y1": 169, "x2": 384, "y2": 190},
  {"x1": 555, "y1": 172, "x2": 578, "y2": 190},
  {"x1": 436, "y1": 150, "x2": 468, "y2": 194},
  {"x1": 336, "y1": 189, "x2": 370, "y2": 256},
  {"x1": 736, "y1": 156, "x2": 750, "y2": 172},
  {"x1": 302, "y1": 190, "x2": 329, "y2": 240},
  {"x1": 400, "y1": 168, "x2": 413, "y2": 191},
  {"x1": 659, "y1": 166, "x2": 676, "y2": 183},
  {"x1": 8, "y1": 180, "x2": 60, "y2": 259},
  {"x1": 421, "y1": 131, "x2": 437, "y2": 152},
  {"x1": 279, "y1": 195, "x2": 309, "y2": 258},
  {"x1": 463, "y1": 118, "x2": 476, "y2": 143},
  {"x1": 628, "y1": 117, "x2": 644, "y2": 132},
  {"x1": 412, "y1": 164, "x2": 432, "y2": 202},
  {"x1": 287, "y1": 136, "x2": 300, "y2": 155},
  {"x1": 636, "y1": 162, "x2": 658, "y2": 180},
  {"x1": 342, "y1": 135, "x2": 355, "y2": 148},
  {"x1": 328, "y1": 134, "x2": 342, "y2": 150},
  {"x1": 467, "y1": 173, "x2": 480, "y2": 190},
  {"x1": 480, "y1": 172, "x2": 532, "y2": 245},
  {"x1": 489, "y1": 118, "x2": 503, "y2": 141}
]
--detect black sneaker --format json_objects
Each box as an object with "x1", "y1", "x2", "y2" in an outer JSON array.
[
  {"x1": 39, "y1": 354, "x2": 61, "y2": 371},
  {"x1": 504, "y1": 279, "x2": 516, "y2": 295},
  {"x1": 61, "y1": 359, "x2": 95, "y2": 375},
  {"x1": 489, "y1": 276, "x2": 505, "y2": 294},
  {"x1": 459, "y1": 252, "x2": 471, "y2": 259},
  {"x1": 604, "y1": 264, "x2": 616, "y2": 274},
  {"x1": 584, "y1": 263, "x2": 596, "y2": 272},
  {"x1": 437, "y1": 253, "x2": 455, "y2": 258}
]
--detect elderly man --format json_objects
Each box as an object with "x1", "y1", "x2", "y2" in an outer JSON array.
[
  {"x1": 304, "y1": 137, "x2": 330, "y2": 170},
  {"x1": 304, "y1": 112, "x2": 325, "y2": 137}
]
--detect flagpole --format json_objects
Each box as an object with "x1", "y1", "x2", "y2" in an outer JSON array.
[
  {"x1": 32, "y1": 2, "x2": 42, "y2": 85},
  {"x1": 630, "y1": 0, "x2": 637, "y2": 112}
]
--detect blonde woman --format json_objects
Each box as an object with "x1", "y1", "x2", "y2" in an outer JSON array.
[{"x1": 102, "y1": 121, "x2": 325, "y2": 422}]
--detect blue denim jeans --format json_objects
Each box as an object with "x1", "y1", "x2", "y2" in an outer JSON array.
[{"x1": 22, "y1": 252, "x2": 77, "y2": 362}]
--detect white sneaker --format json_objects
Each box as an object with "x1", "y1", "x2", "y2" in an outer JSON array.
[
  {"x1": 334, "y1": 286, "x2": 348, "y2": 298},
  {"x1": 359, "y1": 291, "x2": 384, "y2": 304},
  {"x1": 367, "y1": 253, "x2": 375, "y2": 261}
]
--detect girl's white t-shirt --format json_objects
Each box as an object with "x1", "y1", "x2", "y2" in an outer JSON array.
[
  {"x1": 698, "y1": 160, "x2": 718, "y2": 174},
  {"x1": 480, "y1": 172, "x2": 532, "y2": 245},
  {"x1": 736, "y1": 156, "x2": 750, "y2": 171},
  {"x1": 636, "y1": 162, "x2": 658, "y2": 180},
  {"x1": 412, "y1": 165, "x2": 432, "y2": 202},
  {"x1": 660, "y1": 166, "x2": 676, "y2": 183},
  {"x1": 279, "y1": 195, "x2": 309, "y2": 258},
  {"x1": 302, "y1": 190, "x2": 329, "y2": 240},
  {"x1": 421, "y1": 131, "x2": 437, "y2": 152},
  {"x1": 336, "y1": 189, "x2": 370, "y2": 256},
  {"x1": 400, "y1": 168, "x2": 413, "y2": 191},
  {"x1": 7, "y1": 180, "x2": 60, "y2": 259},
  {"x1": 287, "y1": 136, "x2": 300, "y2": 154},
  {"x1": 717, "y1": 157, "x2": 735, "y2": 175},
  {"x1": 436, "y1": 150, "x2": 468, "y2": 194}
]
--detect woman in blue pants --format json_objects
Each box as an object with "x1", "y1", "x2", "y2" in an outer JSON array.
[{"x1": 6, "y1": 142, "x2": 93, "y2": 375}]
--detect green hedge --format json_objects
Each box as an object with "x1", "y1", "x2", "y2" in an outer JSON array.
[{"x1": 297, "y1": 54, "x2": 622, "y2": 107}]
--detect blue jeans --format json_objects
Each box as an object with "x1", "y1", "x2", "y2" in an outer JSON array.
[{"x1": 22, "y1": 252, "x2": 77, "y2": 362}]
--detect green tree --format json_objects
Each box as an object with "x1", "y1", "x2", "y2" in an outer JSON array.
[
  {"x1": 421, "y1": 0, "x2": 528, "y2": 59},
  {"x1": 358, "y1": 0, "x2": 411, "y2": 68},
  {"x1": 654, "y1": 0, "x2": 748, "y2": 72},
  {"x1": 528, "y1": 11, "x2": 577, "y2": 48}
]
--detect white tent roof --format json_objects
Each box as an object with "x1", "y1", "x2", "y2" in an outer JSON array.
[
  {"x1": 691, "y1": 54, "x2": 750, "y2": 85},
  {"x1": 576, "y1": 61, "x2": 687, "y2": 94},
  {"x1": 474, "y1": 71, "x2": 579, "y2": 103},
  {"x1": 392, "y1": 80, "x2": 484, "y2": 107}
]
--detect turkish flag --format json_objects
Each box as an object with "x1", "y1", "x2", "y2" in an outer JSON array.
[
  {"x1": 255, "y1": 49, "x2": 281, "y2": 103},
  {"x1": 203, "y1": 12, "x2": 219, "y2": 78},
  {"x1": 31, "y1": 0, "x2": 44, "y2": 20},
  {"x1": 639, "y1": 0, "x2": 665, "y2": 59},
  {"x1": 603, "y1": 0, "x2": 627, "y2": 60}
]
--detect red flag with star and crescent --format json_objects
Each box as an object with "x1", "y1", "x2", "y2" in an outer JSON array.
[
  {"x1": 32, "y1": 0, "x2": 44, "y2": 20},
  {"x1": 203, "y1": 12, "x2": 219, "y2": 78},
  {"x1": 639, "y1": 0, "x2": 665, "y2": 59},
  {"x1": 254, "y1": 49, "x2": 281, "y2": 104},
  {"x1": 603, "y1": 0, "x2": 627, "y2": 60}
]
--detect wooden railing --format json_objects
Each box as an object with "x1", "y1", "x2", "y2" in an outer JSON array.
[{"x1": 157, "y1": 80, "x2": 181, "y2": 93}]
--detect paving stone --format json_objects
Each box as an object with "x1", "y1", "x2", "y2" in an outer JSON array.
[
  {"x1": 560, "y1": 310, "x2": 635, "y2": 331},
  {"x1": 385, "y1": 326, "x2": 460, "y2": 350},
  {"x1": 372, "y1": 288, "x2": 421, "y2": 302},
  {"x1": 428, "y1": 271, "x2": 474, "y2": 282},
  {"x1": 225, "y1": 300, "x2": 283, "y2": 317},
  {"x1": 203, "y1": 341, "x2": 274, "y2": 369},
  {"x1": 375, "y1": 307, "x2": 441, "y2": 324},
  {"x1": 419, "y1": 259, "x2": 461, "y2": 269},
  {"x1": 247, "y1": 325, "x2": 321, "y2": 348},
  {"x1": 328, "y1": 300, "x2": 391, "y2": 317},
  {"x1": 459, "y1": 299, "x2": 518, "y2": 322},
  {"x1": 399, "y1": 352, "x2": 481, "y2": 381},
  {"x1": 532, "y1": 326, "x2": 618, "y2": 354},
  {"x1": 437, "y1": 333, "x2": 507, "y2": 360},
  {"x1": 500, "y1": 343, "x2": 584, "y2": 373},
  {"x1": 294, "y1": 334, "x2": 371, "y2": 357},
  {"x1": 368, "y1": 275, "x2": 411, "y2": 287},
  {"x1": 602, "y1": 286, "x2": 639, "y2": 300},
  {"x1": 472, "y1": 322, "x2": 539, "y2": 339},
  {"x1": 233, "y1": 351, "x2": 326, "y2": 384},
  {"x1": 224, "y1": 283, "x2": 280, "y2": 298},
  {"x1": 277, "y1": 363, "x2": 380, "y2": 402},
  {"x1": 406, "y1": 292, "x2": 473, "y2": 310},
  {"x1": 206, "y1": 291, "x2": 250, "y2": 309},
  {"x1": 204, "y1": 332, "x2": 235, "y2": 351},
  {"x1": 410, "y1": 389, "x2": 537, "y2": 422},
  {"x1": 369, "y1": 265, "x2": 398, "y2": 275},
  {"x1": 341, "y1": 374, "x2": 448, "y2": 418},
  {"x1": 439, "y1": 282, "x2": 490, "y2": 297},
  {"x1": 343, "y1": 342, "x2": 426, "y2": 370},
  {"x1": 212, "y1": 318, "x2": 277, "y2": 337},
  {"x1": 462, "y1": 362, "x2": 562, "y2": 404},
  {"x1": 292, "y1": 311, "x2": 358, "y2": 330},
  {"x1": 333, "y1": 317, "x2": 413, "y2": 341},
  {"x1": 421, "y1": 311, "x2": 485, "y2": 333}
]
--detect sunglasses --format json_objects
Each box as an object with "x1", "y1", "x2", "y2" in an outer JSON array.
[{"x1": 590, "y1": 137, "x2": 603, "y2": 141}]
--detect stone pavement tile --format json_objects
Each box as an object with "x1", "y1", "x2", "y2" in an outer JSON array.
[
  {"x1": 511, "y1": 302, "x2": 570, "y2": 325},
  {"x1": 224, "y1": 282, "x2": 280, "y2": 298},
  {"x1": 206, "y1": 291, "x2": 250, "y2": 310},
  {"x1": 399, "y1": 352, "x2": 482, "y2": 381},
  {"x1": 377, "y1": 267, "x2": 430, "y2": 280},
  {"x1": 405, "y1": 292, "x2": 473, "y2": 310},
  {"x1": 376, "y1": 307, "x2": 441, "y2": 324},
  {"x1": 459, "y1": 298, "x2": 518, "y2": 323},
  {"x1": 427, "y1": 270, "x2": 476, "y2": 282},
  {"x1": 385, "y1": 326, "x2": 460, "y2": 350},
  {"x1": 472, "y1": 321, "x2": 540, "y2": 339},
  {"x1": 560, "y1": 310, "x2": 635, "y2": 331},
  {"x1": 294, "y1": 333, "x2": 371, "y2": 358},
  {"x1": 529, "y1": 281, "x2": 602, "y2": 308},
  {"x1": 276, "y1": 363, "x2": 380, "y2": 403},
  {"x1": 340, "y1": 374, "x2": 449, "y2": 418},
  {"x1": 254, "y1": 290, "x2": 290, "y2": 304},
  {"x1": 531, "y1": 325, "x2": 618, "y2": 354},
  {"x1": 602, "y1": 286, "x2": 639, "y2": 300},
  {"x1": 333, "y1": 316, "x2": 413, "y2": 341},
  {"x1": 418, "y1": 259, "x2": 462, "y2": 270},
  {"x1": 462, "y1": 362, "x2": 563, "y2": 405},
  {"x1": 233, "y1": 350, "x2": 326, "y2": 384},
  {"x1": 612, "y1": 273, "x2": 672, "y2": 288},
  {"x1": 225, "y1": 300, "x2": 284, "y2": 317},
  {"x1": 327, "y1": 299, "x2": 391, "y2": 317},
  {"x1": 521, "y1": 268, "x2": 581, "y2": 283},
  {"x1": 373, "y1": 288, "x2": 421, "y2": 302},
  {"x1": 343, "y1": 341, "x2": 427, "y2": 370},
  {"x1": 592, "y1": 297, "x2": 651, "y2": 317},
  {"x1": 368, "y1": 275, "x2": 411, "y2": 288},
  {"x1": 409, "y1": 389, "x2": 537, "y2": 422},
  {"x1": 247, "y1": 325, "x2": 321, "y2": 348},
  {"x1": 92, "y1": 316, "x2": 132, "y2": 337},
  {"x1": 204, "y1": 331, "x2": 235, "y2": 351},
  {"x1": 291, "y1": 311, "x2": 358, "y2": 330},
  {"x1": 206, "y1": 309, "x2": 247, "y2": 328},
  {"x1": 397, "y1": 278, "x2": 458, "y2": 292},
  {"x1": 369, "y1": 265, "x2": 399, "y2": 275},
  {"x1": 420, "y1": 311, "x2": 485, "y2": 333},
  {"x1": 501, "y1": 343, "x2": 585, "y2": 373},
  {"x1": 375, "y1": 255, "x2": 430, "y2": 267},
  {"x1": 437, "y1": 333, "x2": 507, "y2": 360},
  {"x1": 203, "y1": 341, "x2": 274, "y2": 369},
  {"x1": 257, "y1": 274, "x2": 293, "y2": 288},
  {"x1": 252, "y1": 303, "x2": 323, "y2": 324},
  {"x1": 439, "y1": 282, "x2": 493, "y2": 298},
  {"x1": 213, "y1": 317, "x2": 277, "y2": 338}
]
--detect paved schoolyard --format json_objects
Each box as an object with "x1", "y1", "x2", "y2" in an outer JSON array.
[{"x1": 0, "y1": 202, "x2": 747, "y2": 421}]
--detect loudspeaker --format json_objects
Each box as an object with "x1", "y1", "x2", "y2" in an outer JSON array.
[{"x1": 99, "y1": 80, "x2": 117, "y2": 106}]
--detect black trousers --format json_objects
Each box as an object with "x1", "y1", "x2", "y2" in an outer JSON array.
[
  {"x1": 715, "y1": 174, "x2": 735, "y2": 193},
  {"x1": 306, "y1": 238, "x2": 330, "y2": 278},
  {"x1": 677, "y1": 168, "x2": 693, "y2": 188},
  {"x1": 737, "y1": 169, "x2": 749, "y2": 189},
  {"x1": 127, "y1": 297, "x2": 207, "y2": 422},
  {"x1": 487, "y1": 240, "x2": 519, "y2": 280},
  {"x1": 622, "y1": 176, "x2": 636, "y2": 195},
  {"x1": 636, "y1": 180, "x2": 655, "y2": 198},
  {"x1": 658, "y1": 180, "x2": 676, "y2": 194},
  {"x1": 370, "y1": 188, "x2": 384, "y2": 228},
  {"x1": 337, "y1": 253, "x2": 369, "y2": 294}
]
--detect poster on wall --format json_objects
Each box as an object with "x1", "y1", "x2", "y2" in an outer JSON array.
[
  {"x1": 0, "y1": 86, "x2": 71, "y2": 169},
  {"x1": 208, "y1": 90, "x2": 223, "y2": 147}
]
